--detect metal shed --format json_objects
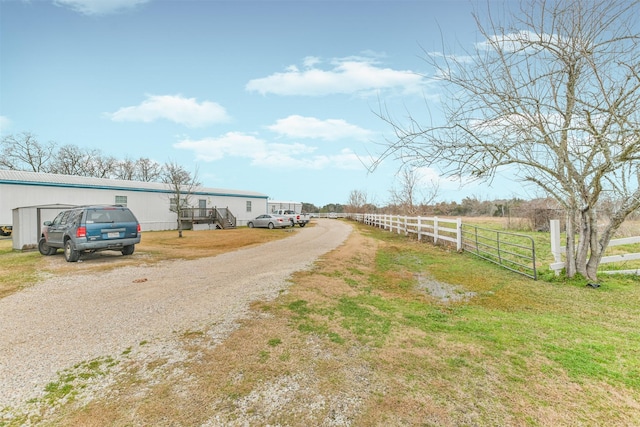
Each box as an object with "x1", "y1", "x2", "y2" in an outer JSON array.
[{"x1": 11, "y1": 204, "x2": 76, "y2": 250}]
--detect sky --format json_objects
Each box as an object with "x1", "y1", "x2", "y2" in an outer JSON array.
[{"x1": 0, "y1": 0, "x2": 529, "y2": 207}]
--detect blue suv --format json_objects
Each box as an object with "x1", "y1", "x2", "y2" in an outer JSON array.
[{"x1": 38, "y1": 205, "x2": 141, "y2": 262}]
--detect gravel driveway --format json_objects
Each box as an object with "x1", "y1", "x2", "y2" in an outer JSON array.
[{"x1": 0, "y1": 219, "x2": 352, "y2": 408}]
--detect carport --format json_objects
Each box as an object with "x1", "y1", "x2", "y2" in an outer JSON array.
[{"x1": 11, "y1": 204, "x2": 76, "y2": 251}]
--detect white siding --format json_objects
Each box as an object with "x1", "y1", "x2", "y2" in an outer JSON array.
[{"x1": 0, "y1": 170, "x2": 269, "y2": 230}]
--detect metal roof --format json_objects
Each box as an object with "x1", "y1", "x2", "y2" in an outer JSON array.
[{"x1": 0, "y1": 169, "x2": 268, "y2": 199}]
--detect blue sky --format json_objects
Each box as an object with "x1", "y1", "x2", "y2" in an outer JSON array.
[{"x1": 0, "y1": 0, "x2": 527, "y2": 207}]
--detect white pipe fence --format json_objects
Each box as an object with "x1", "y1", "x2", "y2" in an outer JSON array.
[
  {"x1": 348, "y1": 213, "x2": 539, "y2": 279},
  {"x1": 348, "y1": 213, "x2": 462, "y2": 250},
  {"x1": 549, "y1": 219, "x2": 640, "y2": 275}
]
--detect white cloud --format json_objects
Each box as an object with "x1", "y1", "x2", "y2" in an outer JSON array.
[
  {"x1": 174, "y1": 133, "x2": 363, "y2": 170},
  {"x1": 427, "y1": 51, "x2": 475, "y2": 64},
  {"x1": 413, "y1": 166, "x2": 486, "y2": 194},
  {"x1": 246, "y1": 57, "x2": 426, "y2": 96},
  {"x1": 53, "y1": 0, "x2": 151, "y2": 15},
  {"x1": 174, "y1": 132, "x2": 266, "y2": 162},
  {"x1": 302, "y1": 56, "x2": 321, "y2": 68},
  {"x1": 0, "y1": 116, "x2": 11, "y2": 133},
  {"x1": 106, "y1": 94, "x2": 230, "y2": 128},
  {"x1": 476, "y1": 30, "x2": 568, "y2": 53},
  {"x1": 267, "y1": 115, "x2": 373, "y2": 141},
  {"x1": 329, "y1": 148, "x2": 366, "y2": 170}
]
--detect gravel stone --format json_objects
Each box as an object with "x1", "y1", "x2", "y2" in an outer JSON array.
[{"x1": 0, "y1": 219, "x2": 352, "y2": 409}]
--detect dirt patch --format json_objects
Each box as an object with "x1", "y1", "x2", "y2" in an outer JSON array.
[{"x1": 414, "y1": 273, "x2": 477, "y2": 303}]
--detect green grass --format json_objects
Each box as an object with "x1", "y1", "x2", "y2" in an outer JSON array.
[
  {"x1": 19, "y1": 356, "x2": 117, "y2": 412},
  {"x1": 2, "y1": 220, "x2": 639, "y2": 426},
  {"x1": 282, "y1": 223, "x2": 640, "y2": 424}
]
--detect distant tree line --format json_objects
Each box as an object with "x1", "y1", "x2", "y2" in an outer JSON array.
[
  {"x1": 301, "y1": 202, "x2": 347, "y2": 214},
  {"x1": 0, "y1": 131, "x2": 163, "y2": 182},
  {"x1": 341, "y1": 188, "x2": 639, "y2": 233}
]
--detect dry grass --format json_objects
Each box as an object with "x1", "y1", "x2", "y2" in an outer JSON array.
[
  {"x1": 0, "y1": 227, "x2": 293, "y2": 299},
  {"x1": 0, "y1": 238, "x2": 42, "y2": 298},
  {"x1": 26, "y1": 221, "x2": 640, "y2": 426}
]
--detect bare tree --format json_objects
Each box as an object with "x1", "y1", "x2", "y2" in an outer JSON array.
[
  {"x1": 374, "y1": 0, "x2": 640, "y2": 281},
  {"x1": 162, "y1": 161, "x2": 200, "y2": 238},
  {"x1": 0, "y1": 132, "x2": 56, "y2": 172},
  {"x1": 134, "y1": 157, "x2": 163, "y2": 182},
  {"x1": 1, "y1": 133, "x2": 163, "y2": 183},
  {"x1": 388, "y1": 167, "x2": 439, "y2": 216},
  {"x1": 346, "y1": 189, "x2": 368, "y2": 213},
  {"x1": 115, "y1": 158, "x2": 136, "y2": 180},
  {"x1": 49, "y1": 145, "x2": 117, "y2": 178},
  {"x1": 49, "y1": 144, "x2": 87, "y2": 176},
  {"x1": 114, "y1": 157, "x2": 163, "y2": 182},
  {"x1": 85, "y1": 151, "x2": 117, "y2": 178}
]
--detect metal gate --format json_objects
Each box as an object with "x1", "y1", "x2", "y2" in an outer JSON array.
[{"x1": 461, "y1": 224, "x2": 537, "y2": 280}]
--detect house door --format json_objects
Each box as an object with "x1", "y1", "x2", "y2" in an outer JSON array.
[{"x1": 199, "y1": 199, "x2": 207, "y2": 218}]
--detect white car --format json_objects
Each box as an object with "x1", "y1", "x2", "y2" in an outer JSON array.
[{"x1": 247, "y1": 214, "x2": 291, "y2": 229}]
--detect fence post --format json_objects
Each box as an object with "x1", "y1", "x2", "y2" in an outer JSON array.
[
  {"x1": 550, "y1": 219, "x2": 562, "y2": 263},
  {"x1": 433, "y1": 217, "x2": 439, "y2": 244},
  {"x1": 417, "y1": 216, "x2": 422, "y2": 241},
  {"x1": 456, "y1": 218, "x2": 462, "y2": 251}
]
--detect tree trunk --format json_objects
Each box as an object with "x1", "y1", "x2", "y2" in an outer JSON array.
[
  {"x1": 586, "y1": 208, "x2": 601, "y2": 281},
  {"x1": 565, "y1": 213, "x2": 577, "y2": 278},
  {"x1": 177, "y1": 211, "x2": 183, "y2": 238},
  {"x1": 584, "y1": 208, "x2": 631, "y2": 282},
  {"x1": 575, "y1": 208, "x2": 594, "y2": 280}
]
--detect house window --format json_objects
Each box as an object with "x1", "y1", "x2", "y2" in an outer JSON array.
[
  {"x1": 170, "y1": 197, "x2": 187, "y2": 213},
  {"x1": 115, "y1": 195, "x2": 127, "y2": 206},
  {"x1": 246, "y1": 201, "x2": 252, "y2": 212}
]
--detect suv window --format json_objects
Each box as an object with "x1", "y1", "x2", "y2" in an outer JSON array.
[
  {"x1": 53, "y1": 211, "x2": 73, "y2": 226},
  {"x1": 61, "y1": 211, "x2": 72, "y2": 225},
  {"x1": 85, "y1": 208, "x2": 137, "y2": 223},
  {"x1": 51, "y1": 212, "x2": 64, "y2": 226},
  {"x1": 109, "y1": 209, "x2": 137, "y2": 222}
]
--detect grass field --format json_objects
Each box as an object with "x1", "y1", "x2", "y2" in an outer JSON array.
[{"x1": 1, "y1": 220, "x2": 639, "y2": 425}]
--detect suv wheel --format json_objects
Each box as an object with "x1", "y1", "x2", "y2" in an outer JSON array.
[
  {"x1": 64, "y1": 239, "x2": 80, "y2": 262},
  {"x1": 38, "y1": 238, "x2": 57, "y2": 256},
  {"x1": 121, "y1": 245, "x2": 135, "y2": 256}
]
